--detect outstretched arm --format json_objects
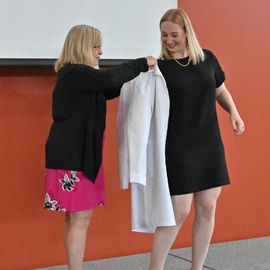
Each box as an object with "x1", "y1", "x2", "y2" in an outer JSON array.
[{"x1": 216, "y1": 83, "x2": 245, "y2": 136}]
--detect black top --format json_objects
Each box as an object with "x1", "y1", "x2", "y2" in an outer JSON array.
[
  {"x1": 45, "y1": 58, "x2": 148, "y2": 182},
  {"x1": 158, "y1": 50, "x2": 230, "y2": 195}
]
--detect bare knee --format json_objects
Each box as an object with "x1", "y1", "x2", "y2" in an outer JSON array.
[
  {"x1": 196, "y1": 201, "x2": 216, "y2": 220},
  {"x1": 172, "y1": 194, "x2": 193, "y2": 226},
  {"x1": 194, "y1": 187, "x2": 221, "y2": 221},
  {"x1": 65, "y1": 210, "x2": 93, "y2": 229},
  {"x1": 175, "y1": 208, "x2": 190, "y2": 226}
]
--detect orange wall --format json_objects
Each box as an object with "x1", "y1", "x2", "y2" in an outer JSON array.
[{"x1": 0, "y1": 1, "x2": 269, "y2": 269}]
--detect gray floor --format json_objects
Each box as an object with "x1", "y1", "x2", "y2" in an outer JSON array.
[{"x1": 35, "y1": 236, "x2": 270, "y2": 270}]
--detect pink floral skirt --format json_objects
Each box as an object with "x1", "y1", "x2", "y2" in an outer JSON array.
[{"x1": 44, "y1": 165, "x2": 105, "y2": 212}]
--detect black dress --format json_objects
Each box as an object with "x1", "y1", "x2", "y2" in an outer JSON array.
[{"x1": 158, "y1": 50, "x2": 230, "y2": 195}]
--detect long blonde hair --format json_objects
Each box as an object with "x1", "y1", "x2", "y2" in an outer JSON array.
[
  {"x1": 54, "y1": 25, "x2": 102, "y2": 72},
  {"x1": 159, "y1": 9, "x2": 204, "y2": 64}
]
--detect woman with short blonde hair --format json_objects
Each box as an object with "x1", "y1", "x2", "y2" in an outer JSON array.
[
  {"x1": 55, "y1": 25, "x2": 102, "y2": 71},
  {"x1": 44, "y1": 24, "x2": 156, "y2": 270}
]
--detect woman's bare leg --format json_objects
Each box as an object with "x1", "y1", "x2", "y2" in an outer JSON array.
[
  {"x1": 64, "y1": 209, "x2": 93, "y2": 270},
  {"x1": 149, "y1": 194, "x2": 193, "y2": 270},
  {"x1": 191, "y1": 187, "x2": 221, "y2": 270}
]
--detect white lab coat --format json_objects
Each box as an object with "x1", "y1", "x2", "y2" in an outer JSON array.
[{"x1": 117, "y1": 66, "x2": 176, "y2": 233}]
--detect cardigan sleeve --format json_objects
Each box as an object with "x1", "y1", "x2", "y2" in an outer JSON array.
[
  {"x1": 73, "y1": 58, "x2": 148, "y2": 92},
  {"x1": 102, "y1": 86, "x2": 121, "y2": 100}
]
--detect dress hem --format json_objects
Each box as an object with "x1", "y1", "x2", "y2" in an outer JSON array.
[
  {"x1": 44, "y1": 201, "x2": 105, "y2": 213},
  {"x1": 170, "y1": 181, "x2": 230, "y2": 196}
]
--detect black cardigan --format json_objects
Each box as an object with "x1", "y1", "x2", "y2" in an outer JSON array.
[{"x1": 45, "y1": 58, "x2": 148, "y2": 182}]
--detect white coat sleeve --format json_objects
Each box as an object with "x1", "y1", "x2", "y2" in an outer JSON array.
[{"x1": 118, "y1": 71, "x2": 154, "y2": 187}]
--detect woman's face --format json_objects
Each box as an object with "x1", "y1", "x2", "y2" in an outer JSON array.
[
  {"x1": 92, "y1": 45, "x2": 102, "y2": 68},
  {"x1": 160, "y1": 21, "x2": 187, "y2": 57}
]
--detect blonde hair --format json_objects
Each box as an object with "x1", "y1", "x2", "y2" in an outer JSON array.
[
  {"x1": 54, "y1": 25, "x2": 102, "y2": 72},
  {"x1": 159, "y1": 9, "x2": 204, "y2": 64}
]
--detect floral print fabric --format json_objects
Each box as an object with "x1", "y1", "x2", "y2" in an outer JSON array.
[{"x1": 44, "y1": 166, "x2": 105, "y2": 212}]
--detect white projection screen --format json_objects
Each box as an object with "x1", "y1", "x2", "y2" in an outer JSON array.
[{"x1": 0, "y1": 0, "x2": 177, "y2": 66}]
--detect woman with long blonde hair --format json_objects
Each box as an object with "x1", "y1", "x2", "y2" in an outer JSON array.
[{"x1": 148, "y1": 9, "x2": 245, "y2": 270}]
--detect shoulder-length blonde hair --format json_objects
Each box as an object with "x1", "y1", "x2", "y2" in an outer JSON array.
[
  {"x1": 54, "y1": 24, "x2": 102, "y2": 72},
  {"x1": 159, "y1": 9, "x2": 204, "y2": 64}
]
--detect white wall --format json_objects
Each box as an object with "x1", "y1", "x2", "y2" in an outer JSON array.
[{"x1": 0, "y1": 0, "x2": 177, "y2": 59}]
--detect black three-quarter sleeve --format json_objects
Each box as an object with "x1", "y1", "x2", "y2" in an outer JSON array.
[{"x1": 205, "y1": 50, "x2": 225, "y2": 88}]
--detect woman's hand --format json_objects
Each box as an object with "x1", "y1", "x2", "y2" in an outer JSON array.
[
  {"x1": 230, "y1": 112, "x2": 245, "y2": 136},
  {"x1": 145, "y1": 56, "x2": 157, "y2": 69},
  {"x1": 216, "y1": 83, "x2": 245, "y2": 136}
]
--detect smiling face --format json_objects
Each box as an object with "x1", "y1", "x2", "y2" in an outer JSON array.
[{"x1": 160, "y1": 21, "x2": 187, "y2": 59}]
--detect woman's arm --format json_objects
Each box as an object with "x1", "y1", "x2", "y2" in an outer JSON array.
[
  {"x1": 103, "y1": 86, "x2": 121, "y2": 100},
  {"x1": 79, "y1": 57, "x2": 156, "y2": 91},
  {"x1": 216, "y1": 82, "x2": 245, "y2": 136}
]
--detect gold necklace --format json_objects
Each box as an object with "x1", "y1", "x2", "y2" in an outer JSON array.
[{"x1": 174, "y1": 57, "x2": 191, "y2": 67}]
